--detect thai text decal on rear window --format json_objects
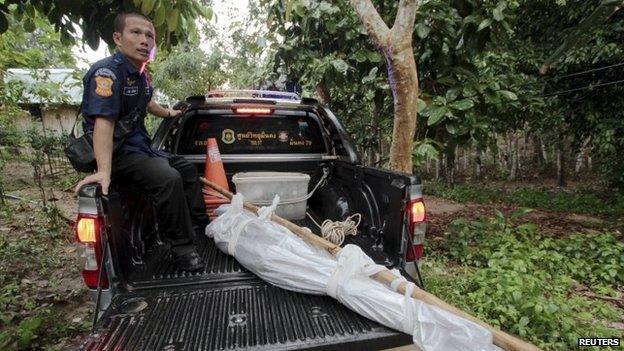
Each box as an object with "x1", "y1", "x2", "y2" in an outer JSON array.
[{"x1": 177, "y1": 115, "x2": 326, "y2": 154}]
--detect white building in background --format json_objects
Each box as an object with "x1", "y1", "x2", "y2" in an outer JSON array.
[{"x1": 4, "y1": 68, "x2": 83, "y2": 135}]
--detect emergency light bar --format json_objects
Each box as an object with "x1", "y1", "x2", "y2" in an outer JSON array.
[{"x1": 207, "y1": 90, "x2": 300, "y2": 101}]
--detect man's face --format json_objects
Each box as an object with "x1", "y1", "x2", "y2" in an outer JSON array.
[{"x1": 113, "y1": 16, "x2": 155, "y2": 67}]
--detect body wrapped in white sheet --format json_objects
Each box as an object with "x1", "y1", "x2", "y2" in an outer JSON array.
[{"x1": 206, "y1": 194, "x2": 500, "y2": 351}]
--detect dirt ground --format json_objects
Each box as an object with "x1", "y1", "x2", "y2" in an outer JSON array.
[
  {"x1": 1, "y1": 161, "x2": 91, "y2": 350},
  {"x1": 424, "y1": 195, "x2": 613, "y2": 239}
]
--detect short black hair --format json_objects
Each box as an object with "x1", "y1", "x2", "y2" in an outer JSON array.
[{"x1": 113, "y1": 12, "x2": 152, "y2": 33}]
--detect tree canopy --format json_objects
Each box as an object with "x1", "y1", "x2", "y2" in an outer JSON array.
[{"x1": 0, "y1": 0, "x2": 212, "y2": 49}]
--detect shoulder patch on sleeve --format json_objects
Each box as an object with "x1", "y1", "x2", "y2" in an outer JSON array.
[
  {"x1": 94, "y1": 67, "x2": 117, "y2": 80},
  {"x1": 94, "y1": 76, "x2": 114, "y2": 97}
]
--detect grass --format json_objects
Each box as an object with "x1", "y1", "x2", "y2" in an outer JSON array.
[
  {"x1": 0, "y1": 185, "x2": 92, "y2": 350},
  {"x1": 424, "y1": 181, "x2": 624, "y2": 217},
  {"x1": 422, "y1": 210, "x2": 624, "y2": 350}
]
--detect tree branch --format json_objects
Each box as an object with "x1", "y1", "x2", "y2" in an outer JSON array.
[
  {"x1": 348, "y1": 0, "x2": 391, "y2": 46},
  {"x1": 392, "y1": 0, "x2": 418, "y2": 37}
]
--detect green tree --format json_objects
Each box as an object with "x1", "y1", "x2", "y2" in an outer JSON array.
[
  {"x1": 347, "y1": 0, "x2": 419, "y2": 173},
  {"x1": 0, "y1": 0, "x2": 212, "y2": 49},
  {"x1": 151, "y1": 46, "x2": 227, "y2": 101}
]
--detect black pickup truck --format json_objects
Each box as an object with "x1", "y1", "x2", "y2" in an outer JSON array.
[{"x1": 75, "y1": 90, "x2": 427, "y2": 350}]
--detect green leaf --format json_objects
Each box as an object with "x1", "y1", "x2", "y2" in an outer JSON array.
[
  {"x1": 511, "y1": 208, "x2": 533, "y2": 219},
  {"x1": 446, "y1": 88, "x2": 459, "y2": 102},
  {"x1": 493, "y1": 2, "x2": 507, "y2": 21},
  {"x1": 362, "y1": 67, "x2": 378, "y2": 84},
  {"x1": 354, "y1": 50, "x2": 368, "y2": 63},
  {"x1": 477, "y1": 19, "x2": 492, "y2": 32},
  {"x1": 518, "y1": 316, "x2": 530, "y2": 327},
  {"x1": 450, "y1": 99, "x2": 474, "y2": 111},
  {"x1": 446, "y1": 123, "x2": 458, "y2": 134},
  {"x1": 167, "y1": 9, "x2": 179, "y2": 32},
  {"x1": 294, "y1": 4, "x2": 306, "y2": 17},
  {"x1": 154, "y1": 4, "x2": 166, "y2": 27},
  {"x1": 204, "y1": 6, "x2": 213, "y2": 21},
  {"x1": 512, "y1": 291, "x2": 522, "y2": 301},
  {"x1": 500, "y1": 90, "x2": 518, "y2": 100},
  {"x1": 367, "y1": 50, "x2": 382, "y2": 63},
  {"x1": 16, "y1": 317, "x2": 42, "y2": 349},
  {"x1": 331, "y1": 59, "x2": 349, "y2": 74},
  {"x1": 141, "y1": 0, "x2": 156, "y2": 14},
  {"x1": 427, "y1": 106, "x2": 448, "y2": 126},
  {"x1": 326, "y1": 20, "x2": 336, "y2": 34},
  {"x1": 415, "y1": 23, "x2": 430, "y2": 39},
  {"x1": 493, "y1": 8, "x2": 503, "y2": 21},
  {"x1": 534, "y1": 304, "x2": 543, "y2": 313},
  {"x1": 417, "y1": 98, "x2": 427, "y2": 113}
]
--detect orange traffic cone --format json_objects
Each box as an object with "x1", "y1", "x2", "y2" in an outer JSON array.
[{"x1": 203, "y1": 138, "x2": 230, "y2": 219}]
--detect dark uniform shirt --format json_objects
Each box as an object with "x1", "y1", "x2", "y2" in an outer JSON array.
[{"x1": 81, "y1": 52, "x2": 160, "y2": 156}]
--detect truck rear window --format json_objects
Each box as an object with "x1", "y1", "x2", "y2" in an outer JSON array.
[{"x1": 176, "y1": 113, "x2": 327, "y2": 154}]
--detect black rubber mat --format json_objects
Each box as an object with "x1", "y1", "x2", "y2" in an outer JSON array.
[
  {"x1": 127, "y1": 236, "x2": 254, "y2": 288},
  {"x1": 126, "y1": 217, "x2": 389, "y2": 288},
  {"x1": 82, "y1": 282, "x2": 411, "y2": 351}
]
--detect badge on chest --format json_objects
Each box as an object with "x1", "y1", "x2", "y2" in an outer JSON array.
[{"x1": 123, "y1": 86, "x2": 139, "y2": 96}]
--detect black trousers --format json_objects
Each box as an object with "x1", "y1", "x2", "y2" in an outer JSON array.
[{"x1": 112, "y1": 153, "x2": 208, "y2": 247}]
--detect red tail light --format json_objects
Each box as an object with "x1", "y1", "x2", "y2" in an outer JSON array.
[
  {"x1": 75, "y1": 214, "x2": 108, "y2": 289},
  {"x1": 406, "y1": 198, "x2": 427, "y2": 261}
]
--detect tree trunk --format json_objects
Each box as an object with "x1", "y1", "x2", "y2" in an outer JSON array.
[
  {"x1": 475, "y1": 148, "x2": 482, "y2": 180},
  {"x1": 315, "y1": 82, "x2": 332, "y2": 106},
  {"x1": 541, "y1": 138, "x2": 549, "y2": 164},
  {"x1": 444, "y1": 143, "x2": 456, "y2": 187},
  {"x1": 574, "y1": 138, "x2": 590, "y2": 174},
  {"x1": 533, "y1": 136, "x2": 544, "y2": 167},
  {"x1": 509, "y1": 135, "x2": 519, "y2": 181},
  {"x1": 556, "y1": 135, "x2": 566, "y2": 187},
  {"x1": 349, "y1": 0, "x2": 419, "y2": 173},
  {"x1": 435, "y1": 157, "x2": 441, "y2": 180}
]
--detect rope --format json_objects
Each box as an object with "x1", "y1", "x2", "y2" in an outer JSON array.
[{"x1": 307, "y1": 212, "x2": 362, "y2": 246}]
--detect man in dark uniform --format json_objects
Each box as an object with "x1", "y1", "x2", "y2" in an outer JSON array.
[{"x1": 74, "y1": 12, "x2": 207, "y2": 271}]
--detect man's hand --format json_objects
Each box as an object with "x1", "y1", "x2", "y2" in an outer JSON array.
[
  {"x1": 75, "y1": 117, "x2": 114, "y2": 195},
  {"x1": 148, "y1": 100, "x2": 187, "y2": 118},
  {"x1": 167, "y1": 108, "x2": 184, "y2": 118},
  {"x1": 74, "y1": 171, "x2": 111, "y2": 195}
]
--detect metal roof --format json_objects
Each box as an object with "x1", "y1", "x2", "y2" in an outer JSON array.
[{"x1": 4, "y1": 68, "x2": 82, "y2": 105}]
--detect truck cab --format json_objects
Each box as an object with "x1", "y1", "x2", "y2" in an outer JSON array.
[{"x1": 76, "y1": 90, "x2": 426, "y2": 350}]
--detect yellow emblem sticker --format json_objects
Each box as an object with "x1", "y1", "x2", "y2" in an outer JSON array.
[
  {"x1": 94, "y1": 76, "x2": 114, "y2": 97},
  {"x1": 221, "y1": 129, "x2": 235, "y2": 144}
]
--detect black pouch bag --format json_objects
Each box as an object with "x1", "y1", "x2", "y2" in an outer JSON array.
[
  {"x1": 65, "y1": 83, "x2": 148, "y2": 173},
  {"x1": 64, "y1": 124, "x2": 128, "y2": 173},
  {"x1": 64, "y1": 128, "x2": 97, "y2": 173}
]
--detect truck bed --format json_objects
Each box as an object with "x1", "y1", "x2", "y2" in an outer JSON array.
[
  {"x1": 82, "y1": 281, "x2": 411, "y2": 351},
  {"x1": 125, "y1": 217, "x2": 387, "y2": 288},
  {"x1": 87, "y1": 221, "x2": 411, "y2": 351}
]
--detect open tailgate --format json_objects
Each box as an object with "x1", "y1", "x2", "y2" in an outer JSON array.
[{"x1": 80, "y1": 278, "x2": 411, "y2": 350}]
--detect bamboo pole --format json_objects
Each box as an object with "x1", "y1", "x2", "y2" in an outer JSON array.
[{"x1": 201, "y1": 177, "x2": 540, "y2": 351}]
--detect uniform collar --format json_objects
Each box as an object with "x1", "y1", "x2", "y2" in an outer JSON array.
[{"x1": 114, "y1": 52, "x2": 143, "y2": 75}]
